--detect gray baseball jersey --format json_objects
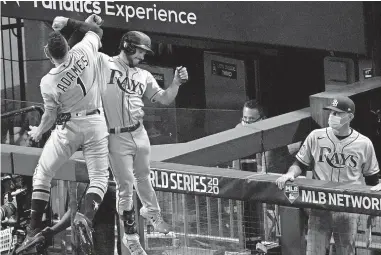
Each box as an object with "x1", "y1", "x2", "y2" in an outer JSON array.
[
  {"x1": 296, "y1": 127, "x2": 379, "y2": 184},
  {"x1": 97, "y1": 54, "x2": 163, "y2": 216}
]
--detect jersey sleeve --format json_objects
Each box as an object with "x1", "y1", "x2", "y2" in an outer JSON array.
[
  {"x1": 96, "y1": 53, "x2": 109, "y2": 93},
  {"x1": 296, "y1": 131, "x2": 314, "y2": 166},
  {"x1": 144, "y1": 71, "x2": 164, "y2": 103},
  {"x1": 362, "y1": 140, "x2": 380, "y2": 176},
  {"x1": 72, "y1": 31, "x2": 101, "y2": 57},
  {"x1": 40, "y1": 80, "x2": 59, "y2": 112}
]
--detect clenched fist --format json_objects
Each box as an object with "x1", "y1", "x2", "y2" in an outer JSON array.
[
  {"x1": 174, "y1": 66, "x2": 188, "y2": 86},
  {"x1": 52, "y1": 16, "x2": 69, "y2": 31},
  {"x1": 85, "y1": 14, "x2": 103, "y2": 26}
]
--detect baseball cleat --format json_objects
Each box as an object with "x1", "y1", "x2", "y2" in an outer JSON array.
[
  {"x1": 15, "y1": 227, "x2": 45, "y2": 254},
  {"x1": 141, "y1": 208, "x2": 170, "y2": 234},
  {"x1": 123, "y1": 233, "x2": 147, "y2": 255},
  {"x1": 73, "y1": 212, "x2": 94, "y2": 254}
]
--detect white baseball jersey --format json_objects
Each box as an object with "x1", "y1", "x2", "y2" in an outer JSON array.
[
  {"x1": 98, "y1": 54, "x2": 163, "y2": 128},
  {"x1": 296, "y1": 127, "x2": 380, "y2": 184},
  {"x1": 32, "y1": 31, "x2": 109, "y2": 207},
  {"x1": 40, "y1": 31, "x2": 102, "y2": 114}
]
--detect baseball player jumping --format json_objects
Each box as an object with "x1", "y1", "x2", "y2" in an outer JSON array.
[
  {"x1": 59, "y1": 16, "x2": 188, "y2": 255},
  {"x1": 276, "y1": 96, "x2": 380, "y2": 255},
  {"x1": 16, "y1": 15, "x2": 109, "y2": 254},
  {"x1": 100, "y1": 31, "x2": 188, "y2": 255}
]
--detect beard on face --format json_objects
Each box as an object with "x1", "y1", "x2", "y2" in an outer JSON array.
[{"x1": 126, "y1": 55, "x2": 141, "y2": 67}]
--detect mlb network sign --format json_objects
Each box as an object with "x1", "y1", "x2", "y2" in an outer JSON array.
[{"x1": 283, "y1": 183, "x2": 381, "y2": 213}]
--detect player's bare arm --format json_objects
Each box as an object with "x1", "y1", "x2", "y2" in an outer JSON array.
[
  {"x1": 275, "y1": 160, "x2": 306, "y2": 189},
  {"x1": 154, "y1": 66, "x2": 188, "y2": 105},
  {"x1": 28, "y1": 108, "x2": 57, "y2": 142}
]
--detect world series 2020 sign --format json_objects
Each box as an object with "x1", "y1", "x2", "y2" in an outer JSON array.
[
  {"x1": 150, "y1": 169, "x2": 220, "y2": 195},
  {"x1": 147, "y1": 162, "x2": 381, "y2": 216}
]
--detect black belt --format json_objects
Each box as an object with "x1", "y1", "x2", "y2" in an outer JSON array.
[
  {"x1": 56, "y1": 109, "x2": 100, "y2": 128},
  {"x1": 77, "y1": 109, "x2": 100, "y2": 117},
  {"x1": 109, "y1": 122, "x2": 140, "y2": 134}
]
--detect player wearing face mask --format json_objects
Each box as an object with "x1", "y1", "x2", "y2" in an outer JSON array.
[
  {"x1": 276, "y1": 96, "x2": 380, "y2": 255},
  {"x1": 327, "y1": 110, "x2": 353, "y2": 134}
]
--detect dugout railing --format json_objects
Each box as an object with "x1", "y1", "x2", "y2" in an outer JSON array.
[
  {"x1": 2, "y1": 143, "x2": 381, "y2": 255},
  {"x1": 1, "y1": 77, "x2": 381, "y2": 255}
]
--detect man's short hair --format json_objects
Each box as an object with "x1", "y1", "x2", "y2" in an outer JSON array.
[
  {"x1": 47, "y1": 31, "x2": 68, "y2": 60},
  {"x1": 243, "y1": 99, "x2": 266, "y2": 118}
]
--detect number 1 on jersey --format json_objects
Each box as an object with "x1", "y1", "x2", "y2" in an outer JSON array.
[{"x1": 76, "y1": 77, "x2": 87, "y2": 96}]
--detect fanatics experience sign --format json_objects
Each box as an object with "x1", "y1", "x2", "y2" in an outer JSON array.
[
  {"x1": 2, "y1": 1, "x2": 198, "y2": 25},
  {"x1": 1, "y1": 1, "x2": 366, "y2": 53},
  {"x1": 33, "y1": 1, "x2": 197, "y2": 25}
]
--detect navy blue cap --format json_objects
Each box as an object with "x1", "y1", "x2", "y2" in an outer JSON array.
[{"x1": 323, "y1": 96, "x2": 355, "y2": 114}]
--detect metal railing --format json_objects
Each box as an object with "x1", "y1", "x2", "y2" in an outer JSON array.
[
  {"x1": 1, "y1": 17, "x2": 26, "y2": 105},
  {"x1": 1, "y1": 105, "x2": 44, "y2": 118},
  {"x1": 1, "y1": 102, "x2": 46, "y2": 148}
]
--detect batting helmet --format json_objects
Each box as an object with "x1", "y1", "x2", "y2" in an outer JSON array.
[{"x1": 120, "y1": 31, "x2": 154, "y2": 55}]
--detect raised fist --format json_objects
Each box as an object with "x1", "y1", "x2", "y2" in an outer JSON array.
[
  {"x1": 85, "y1": 14, "x2": 103, "y2": 26},
  {"x1": 174, "y1": 66, "x2": 188, "y2": 85},
  {"x1": 52, "y1": 16, "x2": 69, "y2": 31}
]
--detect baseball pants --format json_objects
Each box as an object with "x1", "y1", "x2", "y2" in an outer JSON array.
[
  {"x1": 306, "y1": 209, "x2": 359, "y2": 255},
  {"x1": 33, "y1": 115, "x2": 109, "y2": 202},
  {"x1": 108, "y1": 123, "x2": 160, "y2": 218}
]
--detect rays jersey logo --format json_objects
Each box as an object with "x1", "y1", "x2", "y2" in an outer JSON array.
[
  {"x1": 318, "y1": 147, "x2": 359, "y2": 168},
  {"x1": 107, "y1": 69, "x2": 145, "y2": 96}
]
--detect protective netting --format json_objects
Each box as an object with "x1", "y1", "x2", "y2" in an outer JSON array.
[{"x1": 145, "y1": 192, "x2": 280, "y2": 255}]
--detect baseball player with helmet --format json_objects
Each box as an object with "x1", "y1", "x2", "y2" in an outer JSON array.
[
  {"x1": 276, "y1": 96, "x2": 380, "y2": 255},
  {"x1": 16, "y1": 15, "x2": 109, "y2": 254},
  {"x1": 99, "y1": 31, "x2": 188, "y2": 255},
  {"x1": 60, "y1": 17, "x2": 188, "y2": 255}
]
